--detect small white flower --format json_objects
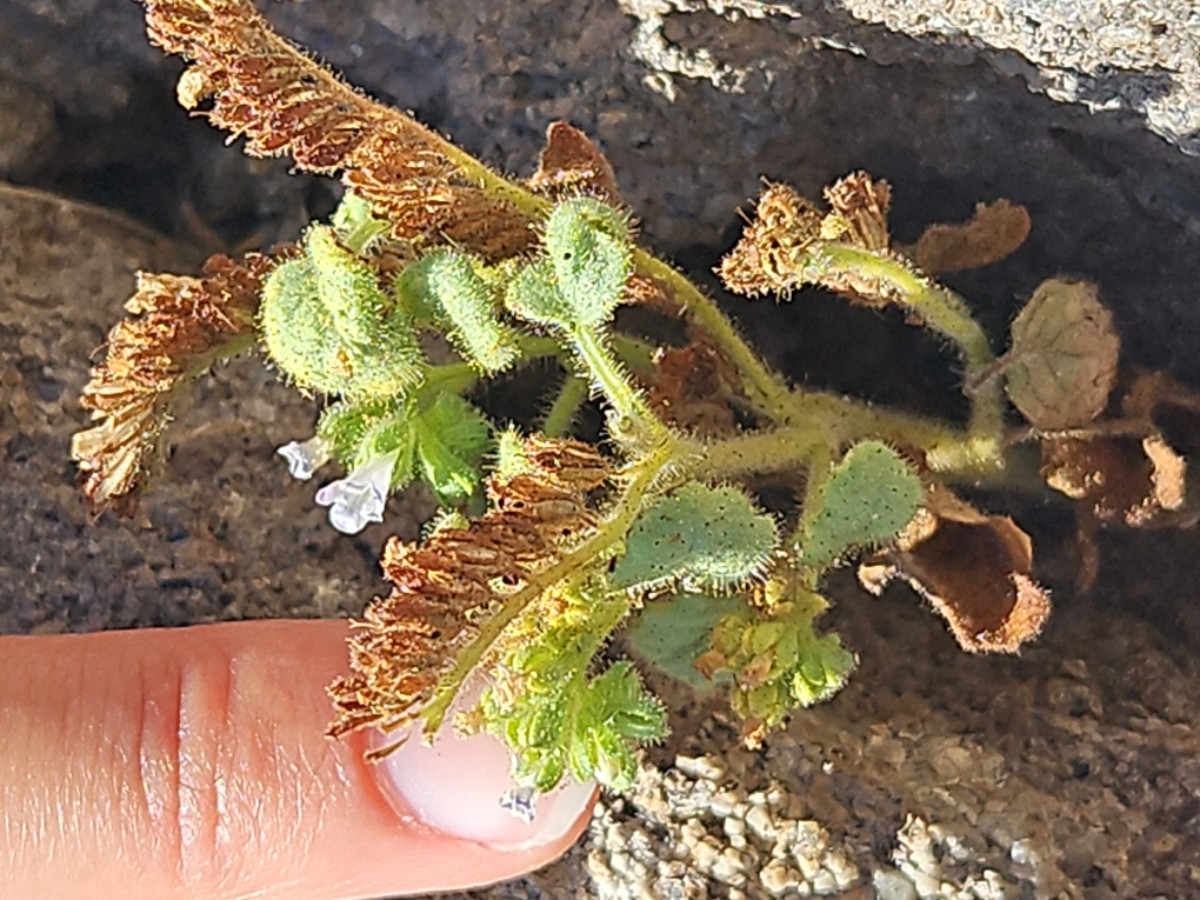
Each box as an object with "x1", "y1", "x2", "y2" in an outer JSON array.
[
  {"x1": 277, "y1": 436, "x2": 333, "y2": 481},
  {"x1": 314, "y1": 449, "x2": 400, "y2": 534},
  {"x1": 499, "y1": 786, "x2": 539, "y2": 824}
]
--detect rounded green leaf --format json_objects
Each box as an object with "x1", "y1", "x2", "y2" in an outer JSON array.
[
  {"x1": 799, "y1": 440, "x2": 922, "y2": 570},
  {"x1": 543, "y1": 197, "x2": 632, "y2": 328},
  {"x1": 260, "y1": 257, "x2": 347, "y2": 395},
  {"x1": 612, "y1": 483, "x2": 779, "y2": 593}
]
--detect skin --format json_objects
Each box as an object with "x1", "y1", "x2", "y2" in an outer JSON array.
[{"x1": 0, "y1": 620, "x2": 594, "y2": 900}]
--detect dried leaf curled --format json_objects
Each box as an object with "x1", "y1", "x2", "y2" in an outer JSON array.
[
  {"x1": 1004, "y1": 278, "x2": 1120, "y2": 430},
  {"x1": 649, "y1": 342, "x2": 738, "y2": 436},
  {"x1": 909, "y1": 199, "x2": 1031, "y2": 274},
  {"x1": 858, "y1": 486, "x2": 1050, "y2": 653},
  {"x1": 1041, "y1": 433, "x2": 1186, "y2": 527},
  {"x1": 528, "y1": 121, "x2": 622, "y2": 205}
]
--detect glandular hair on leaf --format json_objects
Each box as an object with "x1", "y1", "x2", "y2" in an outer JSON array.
[
  {"x1": 611, "y1": 482, "x2": 779, "y2": 594},
  {"x1": 401, "y1": 249, "x2": 520, "y2": 373},
  {"x1": 799, "y1": 440, "x2": 923, "y2": 570},
  {"x1": 259, "y1": 257, "x2": 345, "y2": 395},
  {"x1": 543, "y1": 197, "x2": 633, "y2": 328}
]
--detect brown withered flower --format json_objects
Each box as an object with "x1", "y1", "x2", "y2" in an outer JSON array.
[
  {"x1": 71, "y1": 252, "x2": 272, "y2": 516},
  {"x1": 716, "y1": 181, "x2": 824, "y2": 298},
  {"x1": 858, "y1": 485, "x2": 1051, "y2": 653},
  {"x1": 326, "y1": 437, "x2": 610, "y2": 756},
  {"x1": 717, "y1": 174, "x2": 907, "y2": 308},
  {"x1": 822, "y1": 171, "x2": 892, "y2": 253}
]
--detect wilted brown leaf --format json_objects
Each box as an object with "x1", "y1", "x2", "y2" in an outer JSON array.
[
  {"x1": 909, "y1": 200, "x2": 1031, "y2": 274},
  {"x1": 1004, "y1": 278, "x2": 1120, "y2": 430},
  {"x1": 858, "y1": 486, "x2": 1050, "y2": 653},
  {"x1": 528, "y1": 121, "x2": 621, "y2": 205},
  {"x1": 649, "y1": 342, "x2": 739, "y2": 436},
  {"x1": 1041, "y1": 432, "x2": 1186, "y2": 527},
  {"x1": 1122, "y1": 370, "x2": 1200, "y2": 462}
]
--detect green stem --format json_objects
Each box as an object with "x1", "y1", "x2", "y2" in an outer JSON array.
[
  {"x1": 421, "y1": 441, "x2": 674, "y2": 734},
  {"x1": 690, "y1": 426, "x2": 824, "y2": 482},
  {"x1": 432, "y1": 120, "x2": 1005, "y2": 470},
  {"x1": 812, "y1": 244, "x2": 1005, "y2": 448},
  {"x1": 817, "y1": 245, "x2": 992, "y2": 370},
  {"x1": 571, "y1": 327, "x2": 672, "y2": 446},
  {"x1": 541, "y1": 373, "x2": 589, "y2": 437},
  {"x1": 631, "y1": 248, "x2": 798, "y2": 425},
  {"x1": 610, "y1": 332, "x2": 658, "y2": 378}
]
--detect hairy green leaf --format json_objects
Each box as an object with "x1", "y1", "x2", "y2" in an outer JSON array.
[
  {"x1": 399, "y1": 249, "x2": 521, "y2": 373},
  {"x1": 612, "y1": 483, "x2": 779, "y2": 593},
  {"x1": 412, "y1": 394, "x2": 490, "y2": 505},
  {"x1": 543, "y1": 197, "x2": 632, "y2": 328},
  {"x1": 626, "y1": 593, "x2": 741, "y2": 690},
  {"x1": 799, "y1": 440, "x2": 922, "y2": 570}
]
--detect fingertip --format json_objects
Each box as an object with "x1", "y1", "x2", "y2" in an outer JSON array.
[{"x1": 372, "y1": 723, "x2": 598, "y2": 852}]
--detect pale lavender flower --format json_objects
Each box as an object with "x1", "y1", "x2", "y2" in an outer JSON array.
[
  {"x1": 499, "y1": 786, "x2": 539, "y2": 824},
  {"x1": 277, "y1": 436, "x2": 333, "y2": 481},
  {"x1": 314, "y1": 449, "x2": 400, "y2": 534}
]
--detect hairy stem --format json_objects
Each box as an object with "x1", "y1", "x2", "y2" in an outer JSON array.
[
  {"x1": 631, "y1": 250, "x2": 799, "y2": 425},
  {"x1": 813, "y1": 244, "x2": 1005, "y2": 449},
  {"x1": 421, "y1": 441, "x2": 676, "y2": 734},
  {"x1": 572, "y1": 327, "x2": 672, "y2": 446},
  {"x1": 541, "y1": 373, "x2": 589, "y2": 437}
]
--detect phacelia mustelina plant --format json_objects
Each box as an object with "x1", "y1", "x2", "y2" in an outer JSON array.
[{"x1": 73, "y1": 0, "x2": 1200, "y2": 805}]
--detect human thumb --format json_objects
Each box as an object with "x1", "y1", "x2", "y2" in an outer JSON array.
[{"x1": 0, "y1": 619, "x2": 595, "y2": 900}]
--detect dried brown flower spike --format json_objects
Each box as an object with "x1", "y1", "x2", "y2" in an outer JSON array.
[
  {"x1": 71, "y1": 253, "x2": 271, "y2": 515},
  {"x1": 327, "y1": 437, "x2": 610, "y2": 755},
  {"x1": 144, "y1": 0, "x2": 534, "y2": 259}
]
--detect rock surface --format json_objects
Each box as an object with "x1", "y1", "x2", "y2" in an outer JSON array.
[{"x1": 2, "y1": 2, "x2": 1199, "y2": 898}]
